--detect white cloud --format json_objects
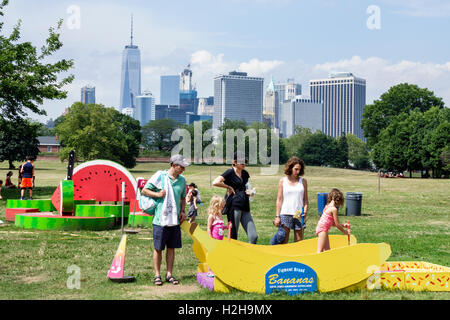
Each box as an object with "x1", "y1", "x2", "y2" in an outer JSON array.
[{"x1": 238, "y1": 58, "x2": 284, "y2": 76}]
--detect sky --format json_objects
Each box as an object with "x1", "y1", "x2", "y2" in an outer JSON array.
[{"x1": 2, "y1": 0, "x2": 450, "y2": 123}]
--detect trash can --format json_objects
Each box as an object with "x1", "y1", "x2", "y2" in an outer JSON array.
[
  {"x1": 345, "y1": 192, "x2": 363, "y2": 216},
  {"x1": 317, "y1": 193, "x2": 328, "y2": 216}
]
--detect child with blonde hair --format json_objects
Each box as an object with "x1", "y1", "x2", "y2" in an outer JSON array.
[
  {"x1": 316, "y1": 188, "x2": 350, "y2": 253},
  {"x1": 207, "y1": 195, "x2": 229, "y2": 241}
]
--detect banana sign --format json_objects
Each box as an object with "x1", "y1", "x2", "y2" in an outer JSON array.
[{"x1": 265, "y1": 261, "x2": 317, "y2": 295}]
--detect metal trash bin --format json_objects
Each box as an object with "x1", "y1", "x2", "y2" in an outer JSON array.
[
  {"x1": 345, "y1": 192, "x2": 363, "y2": 216},
  {"x1": 317, "y1": 193, "x2": 328, "y2": 216}
]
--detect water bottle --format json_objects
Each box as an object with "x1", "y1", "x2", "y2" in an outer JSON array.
[{"x1": 246, "y1": 182, "x2": 256, "y2": 202}]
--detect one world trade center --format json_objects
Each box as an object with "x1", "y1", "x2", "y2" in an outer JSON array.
[{"x1": 120, "y1": 16, "x2": 141, "y2": 111}]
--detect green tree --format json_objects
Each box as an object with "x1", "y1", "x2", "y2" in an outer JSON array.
[
  {"x1": 361, "y1": 83, "x2": 444, "y2": 148},
  {"x1": 332, "y1": 133, "x2": 349, "y2": 168},
  {"x1": 283, "y1": 126, "x2": 313, "y2": 158},
  {"x1": 297, "y1": 132, "x2": 335, "y2": 166},
  {"x1": 55, "y1": 103, "x2": 141, "y2": 168},
  {"x1": 142, "y1": 118, "x2": 180, "y2": 152},
  {"x1": 346, "y1": 134, "x2": 370, "y2": 169},
  {"x1": 0, "y1": 118, "x2": 40, "y2": 168},
  {"x1": 0, "y1": 0, "x2": 74, "y2": 121}
]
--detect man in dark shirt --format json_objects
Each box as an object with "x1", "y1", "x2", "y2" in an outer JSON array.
[{"x1": 20, "y1": 156, "x2": 35, "y2": 200}]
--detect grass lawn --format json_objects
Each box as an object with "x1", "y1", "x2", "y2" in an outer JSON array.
[{"x1": 0, "y1": 160, "x2": 449, "y2": 300}]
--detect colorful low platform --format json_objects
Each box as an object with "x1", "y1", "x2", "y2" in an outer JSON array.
[
  {"x1": 75, "y1": 204, "x2": 130, "y2": 218},
  {"x1": 128, "y1": 212, "x2": 153, "y2": 227},
  {"x1": 7, "y1": 199, "x2": 55, "y2": 212},
  {"x1": 14, "y1": 212, "x2": 115, "y2": 231},
  {"x1": 367, "y1": 261, "x2": 450, "y2": 292},
  {"x1": 5, "y1": 208, "x2": 40, "y2": 222}
]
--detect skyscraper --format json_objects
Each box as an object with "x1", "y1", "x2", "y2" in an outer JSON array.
[
  {"x1": 310, "y1": 72, "x2": 366, "y2": 139},
  {"x1": 135, "y1": 91, "x2": 155, "y2": 126},
  {"x1": 263, "y1": 77, "x2": 278, "y2": 129},
  {"x1": 213, "y1": 71, "x2": 264, "y2": 130},
  {"x1": 81, "y1": 85, "x2": 95, "y2": 105},
  {"x1": 119, "y1": 16, "x2": 141, "y2": 111},
  {"x1": 279, "y1": 96, "x2": 323, "y2": 138},
  {"x1": 160, "y1": 75, "x2": 180, "y2": 106},
  {"x1": 179, "y1": 64, "x2": 198, "y2": 114}
]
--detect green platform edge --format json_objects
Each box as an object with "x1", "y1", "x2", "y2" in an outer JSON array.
[
  {"x1": 75, "y1": 205, "x2": 130, "y2": 218},
  {"x1": 128, "y1": 213, "x2": 154, "y2": 227},
  {"x1": 14, "y1": 214, "x2": 115, "y2": 231},
  {"x1": 61, "y1": 180, "x2": 75, "y2": 213},
  {"x1": 7, "y1": 199, "x2": 55, "y2": 212}
]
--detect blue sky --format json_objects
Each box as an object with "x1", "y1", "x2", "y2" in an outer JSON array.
[{"x1": 2, "y1": 0, "x2": 450, "y2": 122}]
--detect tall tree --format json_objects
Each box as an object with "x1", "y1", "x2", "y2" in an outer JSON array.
[
  {"x1": 142, "y1": 118, "x2": 180, "y2": 152},
  {"x1": 0, "y1": 118, "x2": 40, "y2": 168},
  {"x1": 0, "y1": 0, "x2": 74, "y2": 120},
  {"x1": 346, "y1": 134, "x2": 370, "y2": 169},
  {"x1": 55, "y1": 103, "x2": 141, "y2": 168},
  {"x1": 361, "y1": 83, "x2": 444, "y2": 148}
]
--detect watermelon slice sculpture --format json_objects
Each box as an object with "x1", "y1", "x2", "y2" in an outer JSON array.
[
  {"x1": 51, "y1": 180, "x2": 75, "y2": 215},
  {"x1": 72, "y1": 160, "x2": 138, "y2": 203}
]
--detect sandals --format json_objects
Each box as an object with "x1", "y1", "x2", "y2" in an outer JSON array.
[
  {"x1": 166, "y1": 275, "x2": 179, "y2": 285},
  {"x1": 154, "y1": 275, "x2": 163, "y2": 286}
]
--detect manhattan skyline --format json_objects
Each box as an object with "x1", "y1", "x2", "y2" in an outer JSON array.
[{"x1": 3, "y1": 0, "x2": 449, "y2": 123}]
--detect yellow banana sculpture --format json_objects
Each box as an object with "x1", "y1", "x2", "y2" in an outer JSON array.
[{"x1": 182, "y1": 221, "x2": 391, "y2": 294}]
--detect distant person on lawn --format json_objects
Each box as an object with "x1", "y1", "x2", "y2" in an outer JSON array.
[
  {"x1": 4, "y1": 171, "x2": 16, "y2": 189},
  {"x1": 20, "y1": 156, "x2": 35, "y2": 200},
  {"x1": 141, "y1": 154, "x2": 189, "y2": 286}
]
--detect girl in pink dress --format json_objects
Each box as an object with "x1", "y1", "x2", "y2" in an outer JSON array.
[
  {"x1": 207, "y1": 195, "x2": 228, "y2": 240},
  {"x1": 206, "y1": 195, "x2": 229, "y2": 277},
  {"x1": 316, "y1": 188, "x2": 350, "y2": 253}
]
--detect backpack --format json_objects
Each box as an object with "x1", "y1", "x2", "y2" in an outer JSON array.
[{"x1": 139, "y1": 171, "x2": 166, "y2": 215}]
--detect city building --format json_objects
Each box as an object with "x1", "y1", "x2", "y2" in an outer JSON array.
[
  {"x1": 279, "y1": 96, "x2": 323, "y2": 138},
  {"x1": 119, "y1": 16, "x2": 141, "y2": 111},
  {"x1": 310, "y1": 72, "x2": 366, "y2": 139},
  {"x1": 197, "y1": 97, "x2": 214, "y2": 116},
  {"x1": 275, "y1": 79, "x2": 302, "y2": 104},
  {"x1": 135, "y1": 91, "x2": 155, "y2": 126},
  {"x1": 155, "y1": 104, "x2": 186, "y2": 124},
  {"x1": 179, "y1": 65, "x2": 198, "y2": 114},
  {"x1": 263, "y1": 77, "x2": 278, "y2": 129},
  {"x1": 160, "y1": 75, "x2": 180, "y2": 106},
  {"x1": 81, "y1": 85, "x2": 95, "y2": 105},
  {"x1": 213, "y1": 71, "x2": 264, "y2": 130},
  {"x1": 121, "y1": 107, "x2": 134, "y2": 118},
  {"x1": 186, "y1": 113, "x2": 213, "y2": 125}
]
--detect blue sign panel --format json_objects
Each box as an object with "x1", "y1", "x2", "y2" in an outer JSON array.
[{"x1": 265, "y1": 261, "x2": 317, "y2": 295}]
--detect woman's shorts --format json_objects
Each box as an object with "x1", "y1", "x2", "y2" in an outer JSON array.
[
  {"x1": 20, "y1": 178, "x2": 33, "y2": 189},
  {"x1": 280, "y1": 215, "x2": 305, "y2": 231}
]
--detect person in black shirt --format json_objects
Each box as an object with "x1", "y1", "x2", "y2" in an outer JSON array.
[{"x1": 213, "y1": 152, "x2": 258, "y2": 243}]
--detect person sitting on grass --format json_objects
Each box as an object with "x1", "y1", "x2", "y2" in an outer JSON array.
[
  {"x1": 315, "y1": 188, "x2": 350, "y2": 253},
  {"x1": 4, "y1": 171, "x2": 16, "y2": 189}
]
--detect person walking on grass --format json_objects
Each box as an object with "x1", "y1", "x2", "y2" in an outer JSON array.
[
  {"x1": 213, "y1": 151, "x2": 258, "y2": 244},
  {"x1": 141, "y1": 154, "x2": 189, "y2": 286},
  {"x1": 20, "y1": 157, "x2": 35, "y2": 200},
  {"x1": 272, "y1": 156, "x2": 309, "y2": 244},
  {"x1": 316, "y1": 188, "x2": 350, "y2": 253}
]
